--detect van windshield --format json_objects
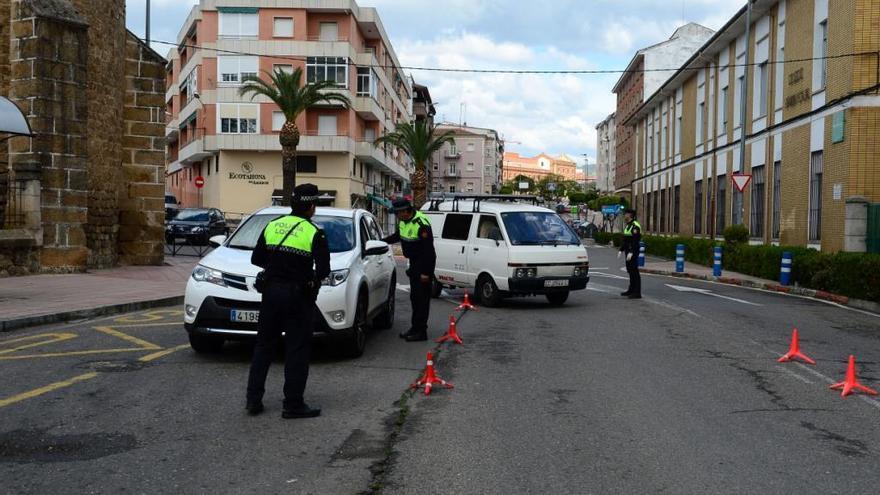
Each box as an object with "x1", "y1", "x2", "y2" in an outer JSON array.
[
  {"x1": 500, "y1": 212, "x2": 580, "y2": 246},
  {"x1": 227, "y1": 214, "x2": 355, "y2": 253}
]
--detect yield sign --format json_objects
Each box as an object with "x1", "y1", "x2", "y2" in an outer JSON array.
[{"x1": 731, "y1": 173, "x2": 752, "y2": 192}]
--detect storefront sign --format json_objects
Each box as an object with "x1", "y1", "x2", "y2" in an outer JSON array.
[{"x1": 228, "y1": 162, "x2": 268, "y2": 185}]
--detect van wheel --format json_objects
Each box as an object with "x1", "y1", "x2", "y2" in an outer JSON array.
[
  {"x1": 431, "y1": 279, "x2": 443, "y2": 298},
  {"x1": 340, "y1": 294, "x2": 368, "y2": 358},
  {"x1": 546, "y1": 291, "x2": 569, "y2": 306},
  {"x1": 189, "y1": 334, "x2": 224, "y2": 354},
  {"x1": 373, "y1": 277, "x2": 396, "y2": 330},
  {"x1": 477, "y1": 275, "x2": 502, "y2": 307}
]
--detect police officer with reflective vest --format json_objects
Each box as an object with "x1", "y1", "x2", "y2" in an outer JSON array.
[
  {"x1": 246, "y1": 184, "x2": 330, "y2": 418},
  {"x1": 382, "y1": 199, "x2": 436, "y2": 342},
  {"x1": 619, "y1": 208, "x2": 642, "y2": 299}
]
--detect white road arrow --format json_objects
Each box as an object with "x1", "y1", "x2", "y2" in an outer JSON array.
[{"x1": 665, "y1": 284, "x2": 762, "y2": 306}]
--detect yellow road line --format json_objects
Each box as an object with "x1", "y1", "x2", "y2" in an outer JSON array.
[
  {"x1": 0, "y1": 348, "x2": 147, "y2": 361},
  {"x1": 0, "y1": 333, "x2": 78, "y2": 355},
  {"x1": 113, "y1": 310, "x2": 183, "y2": 324},
  {"x1": 139, "y1": 344, "x2": 190, "y2": 363},
  {"x1": 111, "y1": 322, "x2": 185, "y2": 329},
  {"x1": 0, "y1": 372, "x2": 98, "y2": 408},
  {"x1": 94, "y1": 326, "x2": 161, "y2": 350}
]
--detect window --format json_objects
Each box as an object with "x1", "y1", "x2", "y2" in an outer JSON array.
[
  {"x1": 673, "y1": 185, "x2": 680, "y2": 233},
  {"x1": 466, "y1": 182, "x2": 475, "y2": 192},
  {"x1": 317, "y1": 115, "x2": 337, "y2": 136},
  {"x1": 675, "y1": 115, "x2": 682, "y2": 155},
  {"x1": 441, "y1": 214, "x2": 473, "y2": 240},
  {"x1": 696, "y1": 102, "x2": 705, "y2": 144},
  {"x1": 216, "y1": 159, "x2": 219, "y2": 174},
  {"x1": 273, "y1": 64, "x2": 293, "y2": 75},
  {"x1": 720, "y1": 86, "x2": 728, "y2": 128},
  {"x1": 219, "y1": 104, "x2": 258, "y2": 134},
  {"x1": 750, "y1": 165, "x2": 766, "y2": 237},
  {"x1": 809, "y1": 151, "x2": 823, "y2": 241},
  {"x1": 716, "y1": 175, "x2": 726, "y2": 233},
  {"x1": 307, "y1": 57, "x2": 348, "y2": 87},
  {"x1": 448, "y1": 163, "x2": 457, "y2": 175},
  {"x1": 736, "y1": 75, "x2": 745, "y2": 128},
  {"x1": 357, "y1": 68, "x2": 378, "y2": 98},
  {"x1": 218, "y1": 56, "x2": 258, "y2": 85},
  {"x1": 477, "y1": 215, "x2": 501, "y2": 239},
  {"x1": 319, "y1": 22, "x2": 338, "y2": 41},
  {"x1": 819, "y1": 20, "x2": 828, "y2": 89},
  {"x1": 653, "y1": 191, "x2": 659, "y2": 233},
  {"x1": 296, "y1": 155, "x2": 318, "y2": 174},
  {"x1": 273, "y1": 17, "x2": 293, "y2": 37},
  {"x1": 467, "y1": 142, "x2": 475, "y2": 152},
  {"x1": 466, "y1": 162, "x2": 474, "y2": 172},
  {"x1": 695, "y1": 180, "x2": 703, "y2": 234},
  {"x1": 181, "y1": 67, "x2": 198, "y2": 104},
  {"x1": 219, "y1": 12, "x2": 258, "y2": 38},
  {"x1": 660, "y1": 188, "x2": 667, "y2": 233},
  {"x1": 758, "y1": 62, "x2": 769, "y2": 118},
  {"x1": 448, "y1": 185, "x2": 457, "y2": 193},
  {"x1": 352, "y1": 159, "x2": 357, "y2": 177},
  {"x1": 772, "y1": 161, "x2": 781, "y2": 239}
]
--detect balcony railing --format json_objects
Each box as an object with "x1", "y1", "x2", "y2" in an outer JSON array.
[
  {"x1": 306, "y1": 35, "x2": 350, "y2": 42},
  {"x1": 445, "y1": 150, "x2": 461, "y2": 159},
  {"x1": 445, "y1": 170, "x2": 458, "y2": 177}
]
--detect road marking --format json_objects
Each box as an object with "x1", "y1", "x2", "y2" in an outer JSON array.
[
  {"x1": 590, "y1": 272, "x2": 628, "y2": 280},
  {"x1": 94, "y1": 326, "x2": 161, "y2": 350},
  {"x1": 0, "y1": 333, "x2": 78, "y2": 355},
  {"x1": 139, "y1": 344, "x2": 190, "y2": 363},
  {"x1": 588, "y1": 267, "x2": 610, "y2": 270},
  {"x1": 113, "y1": 310, "x2": 183, "y2": 323},
  {"x1": 587, "y1": 286, "x2": 611, "y2": 293},
  {"x1": 666, "y1": 284, "x2": 762, "y2": 306},
  {"x1": 0, "y1": 348, "x2": 149, "y2": 361},
  {"x1": 396, "y1": 284, "x2": 410, "y2": 293},
  {"x1": 0, "y1": 372, "x2": 98, "y2": 408}
]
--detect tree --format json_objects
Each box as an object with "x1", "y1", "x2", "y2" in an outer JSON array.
[
  {"x1": 374, "y1": 120, "x2": 455, "y2": 207},
  {"x1": 239, "y1": 67, "x2": 351, "y2": 206}
]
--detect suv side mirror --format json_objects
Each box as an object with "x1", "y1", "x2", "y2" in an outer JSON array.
[{"x1": 364, "y1": 240, "x2": 389, "y2": 256}]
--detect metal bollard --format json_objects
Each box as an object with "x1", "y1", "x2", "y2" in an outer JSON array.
[
  {"x1": 638, "y1": 242, "x2": 646, "y2": 267},
  {"x1": 713, "y1": 246, "x2": 722, "y2": 277},
  {"x1": 675, "y1": 244, "x2": 685, "y2": 273},
  {"x1": 780, "y1": 251, "x2": 792, "y2": 286}
]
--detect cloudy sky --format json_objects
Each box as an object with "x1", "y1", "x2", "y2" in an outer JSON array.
[{"x1": 126, "y1": 0, "x2": 743, "y2": 169}]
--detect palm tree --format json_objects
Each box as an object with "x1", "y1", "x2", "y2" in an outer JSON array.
[
  {"x1": 374, "y1": 120, "x2": 455, "y2": 207},
  {"x1": 239, "y1": 67, "x2": 351, "y2": 206}
]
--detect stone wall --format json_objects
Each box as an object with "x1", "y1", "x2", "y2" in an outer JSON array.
[
  {"x1": 0, "y1": 0, "x2": 10, "y2": 223},
  {"x1": 118, "y1": 33, "x2": 166, "y2": 265}
]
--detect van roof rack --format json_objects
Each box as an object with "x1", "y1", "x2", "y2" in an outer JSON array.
[{"x1": 426, "y1": 193, "x2": 540, "y2": 213}]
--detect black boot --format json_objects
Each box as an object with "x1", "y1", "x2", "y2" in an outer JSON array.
[
  {"x1": 282, "y1": 403, "x2": 321, "y2": 419},
  {"x1": 620, "y1": 290, "x2": 632, "y2": 296},
  {"x1": 404, "y1": 332, "x2": 428, "y2": 342},
  {"x1": 245, "y1": 401, "x2": 264, "y2": 416}
]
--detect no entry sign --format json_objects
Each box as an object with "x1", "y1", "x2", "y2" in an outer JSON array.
[
  {"x1": 731, "y1": 173, "x2": 752, "y2": 193},
  {"x1": 194, "y1": 176, "x2": 205, "y2": 188}
]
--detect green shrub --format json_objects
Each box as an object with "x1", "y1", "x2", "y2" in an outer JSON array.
[
  {"x1": 593, "y1": 231, "x2": 623, "y2": 247},
  {"x1": 723, "y1": 224, "x2": 749, "y2": 244}
]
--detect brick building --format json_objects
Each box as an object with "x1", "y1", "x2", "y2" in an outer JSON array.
[
  {"x1": 502, "y1": 152, "x2": 579, "y2": 183},
  {"x1": 625, "y1": 0, "x2": 880, "y2": 253},
  {"x1": 0, "y1": 0, "x2": 167, "y2": 275}
]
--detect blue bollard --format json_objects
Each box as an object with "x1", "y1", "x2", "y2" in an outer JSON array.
[
  {"x1": 780, "y1": 251, "x2": 792, "y2": 286},
  {"x1": 713, "y1": 246, "x2": 722, "y2": 277},
  {"x1": 675, "y1": 244, "x2": 685, "y2": 273},
  {"x1": 638, "y1": 242, "x2": 646, "y2": 267}
]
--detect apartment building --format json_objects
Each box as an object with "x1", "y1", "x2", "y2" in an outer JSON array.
[
  {"x1": 431, "y1": 124, "x2": 504, "y2": 194},
  {"x1": 626, "y1": 0, "x2": 880, "y2": 253},
  {"x1": 164, "y1": 0, "x2": 414, "y2": 216},
  {"x1": 612, "y1": 23, "x2": 715, "y2": 198},
  {"x1": 502, "y1": 152, "x2": 579, "y2": 182},
  {"x1": 595, "y1": 113, "x2": 616, "y2": 193}
]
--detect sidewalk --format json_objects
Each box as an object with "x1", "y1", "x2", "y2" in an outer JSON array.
[
  {"x1": 641, "y1": 258, "x2": 880, "y2": 314},
  {"x1": 0, "y1": 257, "x2": 196, "y2": 332}
]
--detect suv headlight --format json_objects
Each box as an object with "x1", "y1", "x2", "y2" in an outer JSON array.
[
  {"x1": 322, "y1": 269, "x2": 350, "y2": 287},
  {"x1": 192, "y1": 265, "x2": 226, "y2": 287},
  {"x1": 513, "y1": 267, "x2": 537, "y2": 279}
]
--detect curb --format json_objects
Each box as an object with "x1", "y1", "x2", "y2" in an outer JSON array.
[
  {"x1": 641, "y1": 268, "x2": 880, "y2": 314},
  {"x1": 0, "y1": 295, "x2": 185, "y2": 333}
]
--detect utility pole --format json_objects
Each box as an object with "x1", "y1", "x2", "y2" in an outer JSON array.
[{"x1": 145, "y1": 0, "x2": 151, "y2": 45}]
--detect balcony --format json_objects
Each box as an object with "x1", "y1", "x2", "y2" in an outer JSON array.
[
  {"x1": 444, "y1": 170, "x2": 459, "y2": 178},
  {"x1": 178, "y1": 129, "x2": 212, "y2": 164},
  {"x1": 356, "y1": 140, "x2": 408, "y2": 180},
  {"x1": 353, "y1": 95, "x2": 384, "y2": 121}
]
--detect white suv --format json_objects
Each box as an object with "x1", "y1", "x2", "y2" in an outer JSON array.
[{"x1": 183, "y1": 207, "x2": 396, "y2": 358}]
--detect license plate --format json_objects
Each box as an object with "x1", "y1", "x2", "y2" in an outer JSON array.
[
  {"x1": 230, "y1": 310, "x2": 260, "y2": 323},
  {"x1": 544, "y1": 279, "x2": 569, "y2": 288}
]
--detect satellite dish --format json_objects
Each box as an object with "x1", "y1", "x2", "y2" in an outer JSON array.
[{"x1": 0, "y1": 96, "x2": 32, "y2": 137}]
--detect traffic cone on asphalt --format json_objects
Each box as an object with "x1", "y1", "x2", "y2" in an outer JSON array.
[
  {"x1": 455, "y1": 292, "x2": 477, "y2": 311},
  {"x1": 777, "y1": 328, "x2": 816, "y2": 365},
  {"x1": 411, "y1": 352, "x2": 454, "y2": 396},
  {"x1": 436, "y1": 315, "x2": 464, "y2": 345},
  {"x1": 830, "y1": 355, "x2": 878, "y2": 397}
]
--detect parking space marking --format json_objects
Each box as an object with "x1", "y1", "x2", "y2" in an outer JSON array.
[
  {"x1": 139, "y1": 344, "x2": 190, "y2": 363},
  {"x1": 0, "y1": 372, "x2": 98, "y2": 409},
  {"x1": 0, "y1": 348, "x2": 150, "y2": 361},
  {"x1": 0, "y1": 333, "x2": 78, "y2": 356},
  {"x1": 94, "y1": 326, "x2": 161, "y2": 351},
  {"x1": 113, "y1": 310, "x2": 183, "y2": 324}
]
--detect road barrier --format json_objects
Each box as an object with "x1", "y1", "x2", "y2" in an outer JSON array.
[
  {"x1": 830, "y1": 355, "x2": 878, "y2": 397},
  {"x1": 436, "y1": 315, "x2": 464, "y2": 345},
  {"x1": 779, "y1": 251, "x2": 792, "y2": 286},
  {"x1": 411, "y1": 352, "x2": 454, "y2": 395},
  {"x1": 713, "y1": 246, "x2": 723, "y2": 277},
  {"x1": 455, "y1": 293, "x2": 477, "y2": 312},
  {"x1": 638, "y1": 242, "x2": 646, "y2": 267},
  {"x1": 777, "y1": 328, "x2": 816, "y2": 364},
  {"x1": 675, "y1": 244, "x2": 685, "y2": 273}
]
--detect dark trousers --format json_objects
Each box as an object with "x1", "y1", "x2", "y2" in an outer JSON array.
[
  {"x1": 625, "y1": 255, "x2": 641, "y2": 295},
  {"x1": 408, "y1": 271, "x2": 431, "y2": 334},
  {"x1": 246, "y1": 282, "x2": 314, "y2": 408}
]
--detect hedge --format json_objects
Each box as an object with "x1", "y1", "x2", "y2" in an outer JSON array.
[{"x1": 593, "y1": 233, "x2": 880, "y2": 303}]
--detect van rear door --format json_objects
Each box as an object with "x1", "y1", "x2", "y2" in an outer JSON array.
[{"x1": 434, "y1": 213, "x2": 474, "y2": 287}]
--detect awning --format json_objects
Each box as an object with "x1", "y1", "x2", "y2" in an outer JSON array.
[
  {"x1": 217, "y1": 7, "x2": 258, "y2": 13},
  {"x1": 179, "y1": 112, "x2": 196, "y2": 129},
  {"x1": 367, "y1": 194, "x2": 393, "y2": 209},
  {"x1": 0, "y1": 96, "x2": 32, "y2": 137}
]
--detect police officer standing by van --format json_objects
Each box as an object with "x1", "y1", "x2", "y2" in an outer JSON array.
[
  {"x1": 246, "y1": 184, "x2": 330, "y2": 418},
  {"x1": 619, "y1": 208, "x2": 642, "y2": 299},
  {"x1": 383, "y1": 199, "x2": 436, "y2": 342}
]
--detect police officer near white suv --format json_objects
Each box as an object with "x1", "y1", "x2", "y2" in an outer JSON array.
[{"x1": 245, "y1": 184, "x2": 330, "y2": 419}]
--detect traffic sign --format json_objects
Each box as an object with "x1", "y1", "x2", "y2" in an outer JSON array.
[
  {"x1": 731, "y1": 173, "x2": 751, "y2": 192},
  {"x1": 194, "y1": 176, "x2": 205, "y2": 188},
  {"x1": 601, "y1": 204, "x2": 622, "y2": 215},
  {"x1": 547, "y1": 182, "x2": 557, "y2": 192}
]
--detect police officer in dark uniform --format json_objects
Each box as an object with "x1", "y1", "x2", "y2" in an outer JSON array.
[
  {"x1": 246, "y1": 183, "x2": 330, "y2": 418},
  {"x1": 382, "y1": 199, "x2": 436, "y2": 342},
  {"x1": 619, "y1": 208, "x2": 642, "y2": 299}
]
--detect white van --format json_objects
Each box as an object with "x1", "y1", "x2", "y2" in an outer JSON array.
[{"x1": 422, "y1": 195, "x2": 589, "y2": 307}]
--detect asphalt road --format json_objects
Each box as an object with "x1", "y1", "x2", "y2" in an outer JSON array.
[{"x1": 1, "y1": 249, "x2": 879, "y2": 494}]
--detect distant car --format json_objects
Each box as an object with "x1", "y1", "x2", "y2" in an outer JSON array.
[
  {"x1": 165, "y1": 193, "x2": 179, "y2": 221},
  {"x1": 166, "y1": 208, "x2": 228, "y2": 246},
  {"x1": 555, "y1": 204, "x2": 571, "y2": 214}
]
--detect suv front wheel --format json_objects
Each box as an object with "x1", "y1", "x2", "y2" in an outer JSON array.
[
  {"x1": 340, "y1": 293, "x2": 368, "y2": 358},
  {"x1": 373, "y1": 277, "x2": 396, "y2": 330}
]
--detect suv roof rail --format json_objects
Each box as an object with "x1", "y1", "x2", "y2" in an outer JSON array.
[{"x1": 426, "y1": 193, "x2": 541, "y2": 213}]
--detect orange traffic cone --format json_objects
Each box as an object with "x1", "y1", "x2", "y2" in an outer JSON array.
[
  {"x1": 411, "y1": 352, "x2": 454, "y2": 396},
  {"x1": 830, "y1": 355, "x2": 878, "y2": 397},
  {"x1": 777, "y1": 328, "x2": 816, "y2": 365},
  {"x1": 455, "y1": 292, "x2": 477, "y2": 312},
  {"x1": 436, "y1": 315, "x2": 463, "y2": 345}
]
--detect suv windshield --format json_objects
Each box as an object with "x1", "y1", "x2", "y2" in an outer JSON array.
[
  {"x1": 173, "y1": 209, "x2": 210, "y2": 222},
  {"x1": 227, "y1": 214, "x2": 355, "y2": 254},
  {"x1": 500, "y1": 212, "x2": 580, "y2": 246}
]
